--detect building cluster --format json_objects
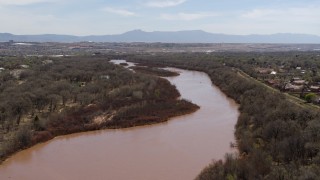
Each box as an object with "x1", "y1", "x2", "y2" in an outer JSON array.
[{"x1": 256, "y1": 65, "x2": 320, "y2": 103}]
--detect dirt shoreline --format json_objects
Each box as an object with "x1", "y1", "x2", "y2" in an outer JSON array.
[{"x1": 0, "y1": 103, "x2": 199, "y2": 164}]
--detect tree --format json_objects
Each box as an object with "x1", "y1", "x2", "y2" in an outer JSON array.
[
  {"x1": 60, "y1": 90, "x2": 71, "y2": 106},
  {"x1": 33, "y1": 115, "x2": 40, "y2": 130},
  {"x1": 305, "y1": 93, "x2": 317, "y2": 103},
  {"x1": 8, "y1": 95, "x2": 32, "y2": 125},
  {"x1": 15, "y1": 126, "x2": 32, "y2": 148},
  {"x1": 48, "y1": 94, "x2": 60, "y2": 112}
]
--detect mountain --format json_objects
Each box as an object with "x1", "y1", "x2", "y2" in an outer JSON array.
[{"x1": 1, "y1": 30, "x2": 320, "y2": 43}]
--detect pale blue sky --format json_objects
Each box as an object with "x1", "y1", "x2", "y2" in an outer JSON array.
[{"x1": 0, "y1": 0, "x2": 319, "y2": 35}]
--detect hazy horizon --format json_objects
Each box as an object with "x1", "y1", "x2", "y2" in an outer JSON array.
[
  {"x1": 0, "y1": 0, "x2": 319, "y2": 36},
  {"x1": 2, "y1": 29, "x2": 320, "y2": 37}
]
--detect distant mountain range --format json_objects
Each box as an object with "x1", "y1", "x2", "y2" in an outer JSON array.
[{"x1": 1, "y1": 30, "x2": 320, "y2": 43}]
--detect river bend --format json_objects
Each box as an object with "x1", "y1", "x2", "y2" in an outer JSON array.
[{"x1": 0, "y1": 67, "x2": 239, "y2": 180}]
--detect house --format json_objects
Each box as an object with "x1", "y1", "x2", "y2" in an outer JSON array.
[
  {"x1": 42, "y1": 60, "x2": 53, "y2": 64},
  {"x1": 20, "y1": 65, "x2": 30, "y2": 69},
  {"x1": 266, "y1": 79, "x2": 280, "y2": 88},
  {"x1": 291, "y1": 77, "x2": 307, "y2": 85},
  {"x1": 256, "y1": 68, "x2": 273, "y2": 74},
  {"x1": 285, "y1": 83, "x2": 303, "y2": 91},
  {"x1": 0, "y1": 67, "x2": 4, "y2": 72},
  {"x1": 296, "y1": 67, "x2": 302, "y2": 70},
  {"x1": 270, "y1": 71, "x2": 277, "y2": 75},
  {"x1": 292, "y1": 80, "x2": 306, "y2": 85},
  {"x1": 310, "y1": 85, "x2": 320, "y2": 92}
]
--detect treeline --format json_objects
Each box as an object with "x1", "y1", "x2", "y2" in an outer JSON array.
[
  {"x1": 124, "y1": 52, "x2": 320, "y2": 179},
  {"x1": 130, "y1": 66, "x2": 179, "y2": 77},
  {"x1": 0, "y1": 56, "x2": 198, "y2": 162}
]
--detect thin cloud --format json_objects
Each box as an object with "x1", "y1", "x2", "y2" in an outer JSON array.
[
  {"x1": 102, "y1": 7, "x2": 136, "y2": 17},
  {"x1": 200, "y1": 5, "x2": 320, "y2": 35},
  {"x1": 161, "y1": 12, "x2": 218, "y2": 21},
  {"x1": 0, "y1": 0, "x2": 54, "y2": 6},
  {"x1": 242, "y1": 9, "x2": 277, "y2": 19},
  {"x1": 241, "y1": 6, "x2": 320, "y2": 23},
  {"x1": 145, "y1": 0, "x2": 186, "y2": 8}
]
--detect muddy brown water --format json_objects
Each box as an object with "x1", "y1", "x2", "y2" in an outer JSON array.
[{"x1": 0, "y1": 67, "x2": 239, "y2": 180}]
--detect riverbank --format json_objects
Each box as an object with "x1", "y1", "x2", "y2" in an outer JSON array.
[
  {"x1": 1, "y1": 98, "x2": 199, "y2": 163},
  {"x1": 0, "y1": 58, "x2": 199, "y2": 164},
  {"x1": 126, "y1": 53, "x2": 320, "y2": 179}
]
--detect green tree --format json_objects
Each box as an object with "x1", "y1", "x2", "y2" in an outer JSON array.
[{"x1": 305, "y1": 93, "x2": 317, "y2": 103}]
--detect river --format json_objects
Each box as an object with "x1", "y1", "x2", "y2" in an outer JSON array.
[{"x1": 0, "y1": 65, "x2": 239, "y2": 180}]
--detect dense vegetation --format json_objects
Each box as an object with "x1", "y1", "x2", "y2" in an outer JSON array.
[
  {"x1": 130, "y1": 66, "x2": 179, "y2": 77},
  {"x1": 124, "y1": 52, "x2": 320, "y2": 179},
  {"x1": 2, "y1": 51, "x2": 320, "y2": 179},
  {"x1": 0, "y1": 56, "x2": 198, "y2": 162}
]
